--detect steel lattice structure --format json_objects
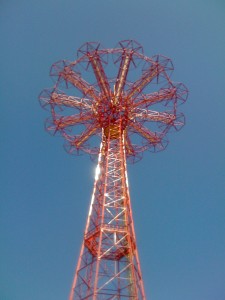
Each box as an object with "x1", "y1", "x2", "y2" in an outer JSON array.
[{"x1": 39, "y1": 40, "x2": 188, "y2": 299}]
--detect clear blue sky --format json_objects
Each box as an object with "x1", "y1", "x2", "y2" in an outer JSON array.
[{"x1": 1, "y1": 0, "x2": 225, "y2": 299}]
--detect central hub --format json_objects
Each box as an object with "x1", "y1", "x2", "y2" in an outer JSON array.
[{"x1": 94, "y1": 93, "x2": 130, "y2": 139}]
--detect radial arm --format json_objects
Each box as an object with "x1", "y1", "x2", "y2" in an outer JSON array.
[
  {"x1": 127, "y1": 64, "x2": 161, "y2": 99},
  {"x1": 89, "y1": 53, "x2": 111, "y2": 99},
  {"x1": 114, "y1": 51, "x2": 132, "y2": 104},
  {"x1": 51, "y1": 92, "x2": 92, "y2": 109},
  {"x1": 72, "y1": 124, "x2": 100, "y2": 148},
  {"x1": 60, "y1": 66, "x2": 98, "y2": 99},
  {"x1": 54, "y1": 113, "x2": 93, "y2": 129},
  {"x1": 133, "y1": 87, "x2": 177, "y2": 108},
  {"x1": 124, "y1": 130, "x2": 136, "y2": 156},
  {"x1": 133, "y1": 109, "x2": 176, "y2": 125},
  {"x1": 130, "y1": 122, "x2": 161, "y2": 144}
]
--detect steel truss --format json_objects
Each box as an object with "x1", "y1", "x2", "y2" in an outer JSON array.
[{"x1": 69, "y1": 128, "x2": 145, "y2": 299}]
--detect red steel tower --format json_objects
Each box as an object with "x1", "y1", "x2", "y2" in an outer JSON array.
[{"x1": 39, "y1": 40, "x2": 188, "y2": 299}]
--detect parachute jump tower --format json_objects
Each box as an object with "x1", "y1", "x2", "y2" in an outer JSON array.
[{"x1": 39, "y1": 40, "x2": 188, "y2": 299}]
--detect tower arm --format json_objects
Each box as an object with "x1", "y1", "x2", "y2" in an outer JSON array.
[
  {"x1": 114, "y1": 51, "x2": 132, "y2": 104},
  {"x1": 60, "y1": 66, "x2": 99, "y2": 99},
  {"x1": 124, "y1": 130, "x2": 136, "y2": 156},
  {"x1": 72, "y1": 124, "x2": 100, "y2": 148},
  {"x1": 133, "y1": 109, "x2": 176, "y2": 125},
  {"x1": 89, "y1": 52, "x2": 111, "y2": 99},
  {"x1": 127, "y1": 64, "x2": 161, "y2": 100},
  {"x1": 51, "y1": 92, "x2": 92, "y2": 110},
  {"x1": 133, "y1": 87, "x2": 177, "y2": 108},
  {"x1": 130, "y1": 122, "x2": 161, "y2": 144},
  {"x1": 53, "y1": 114, "x2": 93, "y2": 130}
]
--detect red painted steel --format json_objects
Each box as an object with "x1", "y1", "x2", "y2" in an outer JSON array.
[{"x1": 39, "y1": 40, "x2": 188, "y2": 299}]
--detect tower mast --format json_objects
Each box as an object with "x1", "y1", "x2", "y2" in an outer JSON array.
[
  {"x1": 39, "y1": 40, "x2": 188, "y2": 299},
  {"x1": 69, "y1": 128, "x2": 145, "y2": 299}
]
